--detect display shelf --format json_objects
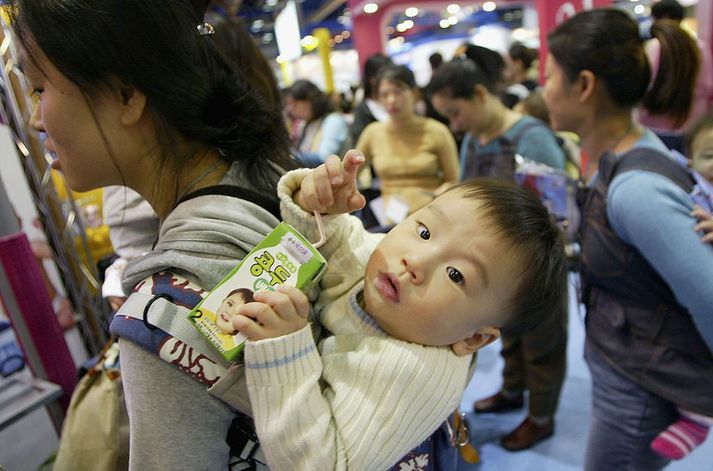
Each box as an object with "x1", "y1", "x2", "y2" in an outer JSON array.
[{"x1": 0, "y1": 371, "x2": 63, "y2": 432}]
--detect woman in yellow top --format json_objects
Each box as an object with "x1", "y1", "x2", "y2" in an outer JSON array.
[{"x1": 356, "y1": 65, "x2": 460, "y2": 219}]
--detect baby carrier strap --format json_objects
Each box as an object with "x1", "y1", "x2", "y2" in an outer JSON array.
[
  {"x1": 500, "y1": 119, "x2": 543, "y2": 152},
  {"x1": 601, "y1": 147, "x2": 694, "y2": 193}
]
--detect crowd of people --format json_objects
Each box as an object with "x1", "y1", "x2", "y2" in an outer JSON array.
[{"x1": 14, "y1": 0, "x2": 713, "y2": 469}]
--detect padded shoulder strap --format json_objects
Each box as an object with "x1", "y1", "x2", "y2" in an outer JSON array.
[
  {"x1": 508, "y1": 119, "x2": 543, "y2": 147},
  {"x1": 601, "y1": 148, "x2": 694, "y2": 193},
  {"x1": 177, "y1": 185, "x2": 281, "y2": 220},
  {"x1": 498, "y1": 119, "x2": 550, "y2": 159}
]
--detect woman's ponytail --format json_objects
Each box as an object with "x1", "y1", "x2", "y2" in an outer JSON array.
[{"x1": 643, "y1": 19, "x2": 700, "y2": 127}]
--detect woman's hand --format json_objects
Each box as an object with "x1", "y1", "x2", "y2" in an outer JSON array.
[
  {"x1": 295, "y1": 150, "x2": 366, "y2": 215},
  {"x1": 693, "y1": 205, "x2": 713, "y2": 244},
  {"x1": 232, "y1": 286, "x2": 310, "y2": 341}
]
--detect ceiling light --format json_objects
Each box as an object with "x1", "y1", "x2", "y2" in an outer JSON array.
[{"x1": 363, "y1": 3, "x2": 378, "y2": 14}]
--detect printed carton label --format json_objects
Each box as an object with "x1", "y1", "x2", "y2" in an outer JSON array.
[{"x1": 188, "y1": 222, "x2": 326, "y2": 361}]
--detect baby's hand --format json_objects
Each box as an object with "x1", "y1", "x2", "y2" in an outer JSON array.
[
  {"x1": 295, "y1": 149, "x2": 366, "y2": 215},
  {"x1": 232, "y1": 286, "x2": 309, "y2": 341},
  {"x1": 693, "y1": 205, "x2": 713, "y2": 244}
]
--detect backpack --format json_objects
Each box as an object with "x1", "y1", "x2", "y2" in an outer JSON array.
[{"x1": 461, "y1": 121, "x2": 582, "y2": 244}]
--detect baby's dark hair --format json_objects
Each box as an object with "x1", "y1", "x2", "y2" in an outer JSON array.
[
  {"x1": 226, "y1": 288, "x2": 255, "y2": 304},
  {"x1": 445, "y1": 179, "x2": 568, "y2": 336}
]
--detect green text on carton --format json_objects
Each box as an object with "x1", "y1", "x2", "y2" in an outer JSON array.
[{"x1": 188, "y1": 222, "x2": 327, "y2": 361}]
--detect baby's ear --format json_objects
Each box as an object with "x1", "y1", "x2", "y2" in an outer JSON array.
[{"x1": 451, "y1": 327, "x2": 500, "y2": 357}]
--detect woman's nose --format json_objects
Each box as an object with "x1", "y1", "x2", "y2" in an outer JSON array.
[{"x1": 29, "y1": 102, "x2": 43, "y2": 132}]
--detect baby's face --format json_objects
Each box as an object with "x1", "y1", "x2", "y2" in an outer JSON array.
[
  {"x1": 691, "y1": 127, "x2": 713, "y2": 184},
  {"x1": 216, "y1": 293, "x2": 246, "y2": 334},
  {"x1": 362, "y1": 190, "x2": 518, "y2": 347}
]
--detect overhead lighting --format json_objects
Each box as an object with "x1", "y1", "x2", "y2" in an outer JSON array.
[
  {"x1": 389, "y1": 36, "x2": 405, "y2": 48},
  {"x1": 439, "y1": 19, "x2": 450, "y2": 28},
  {"x1": 251, "y1": 19, "x2": 265, "y2": 31},
  {"x1": 405, "y1": 7, "x2": 419, "y2": 17},
  {"x1": 403, "y1": 20, "x2": 414, "y2": 29},
  {"x1": 363, "y1": 3, "x2": 378, "y2": 14},
  {"x1": 334, "y1": 34, "x2": 343, "y2": 43},
  {"x1": 483, "y1": 1, "x2": 496, "y2": 12},
  {"x1": 300, "y1": 35, "x2": 318, "y2": 50},
  {"x1": 634, "y1": 4, "x2": 645, "y2": 14},
  {"x1": 448, "y1": 16, "x2": 458, "y2": 25},
  {"x1": 342, "y1": 30, "x2": 351, "y2": 39},
  {"x1": 447, "y1": 4, "x2": 460, "y2": 15},
  {"x1": 396, "y1": 22, "x2": 408, "y2": 32}
]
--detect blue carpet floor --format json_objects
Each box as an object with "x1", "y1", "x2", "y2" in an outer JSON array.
[{"x1": 457, "y1": 275, "x2": 713, "y2": 471}]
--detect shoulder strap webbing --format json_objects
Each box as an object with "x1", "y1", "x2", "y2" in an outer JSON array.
[
  {"x1": 600, "y1": 148, "x2": 694, "y2": 193},
  {"x1": 497, "y1": 119, "x2": 546, "y2": 159},
  {"x1": 117, "y1": 292, "x2": 228, "y2": 366},
  {"x1": 508, "y1": 119, "x2": 543, "y2": 147},
  {"x1": 176, "y1": 185, "x2": 281, "y2": 220}
]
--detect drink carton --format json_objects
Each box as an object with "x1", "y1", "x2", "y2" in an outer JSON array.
[{"x1": 188, "y1": 222, "x2": 327, "y2": 361}]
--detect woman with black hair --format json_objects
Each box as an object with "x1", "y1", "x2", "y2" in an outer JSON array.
[
  {"x1": 14, "y1": 0, "x2": 294, "y2": 468},
  {"x1": 285, "y1": 79, "x2": 350, "y2": 168},
  {"x1": 351, "y1": 53, "x2": 393, "y2": 145},
  {"x1": 503, "y1": 42, "x2": 540, "y2": 108},
  {"x1": 356, "y1": 64, "x2": 459, "y2": 221},
  {"x1": 544, "y1": 8, "x2": 713, "y2": 469},
  {"x1": 431, "y1": 48, "x2": 565, "y2": 177},
  {"x1": 638, "y1": 0, "x2": 712, "y2": 153}
]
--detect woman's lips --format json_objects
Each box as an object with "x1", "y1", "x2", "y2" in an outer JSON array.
[
  {"x1": 221, "y1": 314, "x2": 230, "y2": 323},
  {"x1": 48, "y1": 151, "x2": 61, "y2": 170},
  {"x1": 375, "y1": 273, "x2": 400, "y2": 303}
]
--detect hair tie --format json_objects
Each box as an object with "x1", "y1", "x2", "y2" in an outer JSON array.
[{"x1": 197, "y1": 22, "x2": 215, "y2": 36}]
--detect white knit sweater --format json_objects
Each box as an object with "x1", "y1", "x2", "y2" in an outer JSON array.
[{"x1": 244, "y1": 170, "x2": 471, "y2": 470}]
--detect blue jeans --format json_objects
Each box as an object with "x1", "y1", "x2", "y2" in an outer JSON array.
[{"x1": 584, "y1": 342, "x2": 676, "y2": 471}]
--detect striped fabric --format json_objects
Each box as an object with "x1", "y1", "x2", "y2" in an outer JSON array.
[{"x1": 651, "y1": 416, "x2": 709, "y2": 460}]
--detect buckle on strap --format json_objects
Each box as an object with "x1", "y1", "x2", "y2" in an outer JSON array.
[{"x1": 142, "y1": 293, "x2": 174, "y2": 331}]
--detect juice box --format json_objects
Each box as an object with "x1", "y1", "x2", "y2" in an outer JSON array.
[{"x1": 188, "y1": 222, "x2": 327, "y2": 361}]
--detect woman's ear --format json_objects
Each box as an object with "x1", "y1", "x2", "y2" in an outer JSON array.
[
  {"x1": 451, "y1": 326, "x2": 501, "y2": 357},
  {"x1": 473, "y1": 84, "x2": 489, "y2": 103},
  {"x1": 577, "y1": 70, "x2": 597, "y2": 104},
  {"x1": 117, "y1": 83, "x2": 147, "y2": 126}
]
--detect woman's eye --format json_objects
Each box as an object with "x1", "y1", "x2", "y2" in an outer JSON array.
[
  {"x1": 447, "y1": 267, "x2": 464, "y2": 284},
  {"x1": 417, "y1": 223, "x2": 430, "y2": 240}
]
